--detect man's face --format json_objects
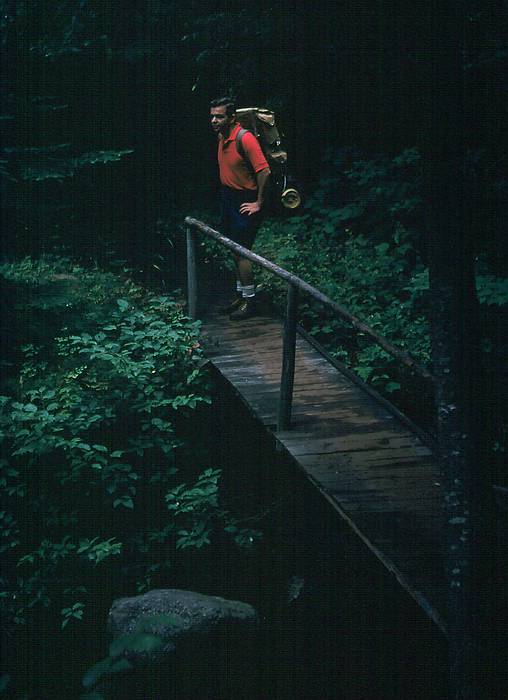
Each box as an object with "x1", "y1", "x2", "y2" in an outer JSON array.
[{"x1": 210, "y1": 105, "x2": 235, "y2": 136}]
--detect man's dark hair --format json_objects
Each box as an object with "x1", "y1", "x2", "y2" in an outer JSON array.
[{"x1": 210, "y1": 97, "x2": 236, "y2": 116}]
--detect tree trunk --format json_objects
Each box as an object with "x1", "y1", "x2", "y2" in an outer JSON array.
[
  {"x1": 427, "y1": 150, "x2": 481, "y2": 699},
  {"x1": 424, "y1": 3, "x2": 493, "y2": 697}
]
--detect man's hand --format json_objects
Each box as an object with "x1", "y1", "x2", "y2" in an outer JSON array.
[{"x1": 239, "y1": 201, "x2": 261, "y2": 216}]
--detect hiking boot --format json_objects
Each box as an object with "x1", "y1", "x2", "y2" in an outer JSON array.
[
  {"x1": 219, "y1": 296, "x2": 242, "y2": 315},
  {"x1": 229, "y1": 298, "x2": 257, "y2": 321}
]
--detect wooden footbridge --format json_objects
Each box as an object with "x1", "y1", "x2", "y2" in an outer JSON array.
[{"x1": 185, "y1": 217, "x2": 447, "y2": 635}]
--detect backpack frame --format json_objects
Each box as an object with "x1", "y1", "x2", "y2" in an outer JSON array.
[{"x1": 234, "y1": 108, "x2": 302, "y2": 210}]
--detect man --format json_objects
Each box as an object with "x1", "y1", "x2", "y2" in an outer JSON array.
[{"x1": 210, "y1": 97, "x2": 270, "y2": 320}]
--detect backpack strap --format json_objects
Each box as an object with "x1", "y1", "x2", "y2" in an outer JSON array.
[{"x1": 235, "y1": 127, "x2": 249, "y2": 159}]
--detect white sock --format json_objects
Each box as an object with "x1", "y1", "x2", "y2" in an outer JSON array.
[
  {"x1": 236, "y1": 281, "x2": 242, "y2": 294},
  {"x1": 242, "y1": 285, "x2": 255, "y2": 298}
]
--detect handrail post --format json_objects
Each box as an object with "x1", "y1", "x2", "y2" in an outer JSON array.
[
  {"x1": 186, "y1": 226, "x2": 197, "y2": 319},
  {"x1": 277, "y1": 283, "x2": 299, "y2": 431}
]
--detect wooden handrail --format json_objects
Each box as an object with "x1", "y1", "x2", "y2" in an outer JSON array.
[
  {"x1": 185, "y1": 216, "x2": 434, "y2": 431},
  {"x1": 185, "y1": 217, "x2": 434, "y2": 382}
]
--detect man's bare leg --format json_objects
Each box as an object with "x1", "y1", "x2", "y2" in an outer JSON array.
[
  {"x1": 230, "y1": 254, "x2": 256, "y2": 319},
  {"x1": 235, "y1": 255, "x2": 254, "y2": 288}
]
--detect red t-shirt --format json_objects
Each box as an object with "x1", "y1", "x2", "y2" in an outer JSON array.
[{"x1": 217, "y1": 123, "x2": 269, "y2": 191}]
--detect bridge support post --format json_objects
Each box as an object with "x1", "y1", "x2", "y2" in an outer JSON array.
[
  {"x1": 277, "y1": 283, "x2": 299, "y2": 431},
  {"x1": 186, "y1": 226, "x2": 197, "y2": 319}
]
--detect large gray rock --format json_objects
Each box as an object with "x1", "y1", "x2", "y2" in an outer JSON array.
[{"x1": 108, "y1": 588, "x2": 258, "y2": 668}]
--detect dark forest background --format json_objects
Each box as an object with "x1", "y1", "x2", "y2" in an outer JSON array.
[{"x1": 2, "y1": 1, "x2": 506, "y2": 263}]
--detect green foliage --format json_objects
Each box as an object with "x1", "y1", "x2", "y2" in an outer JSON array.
[
  {"x1": 0, "y1": 256, "x2": 257, "y2": 637},
  {"x1": 1, "y1": 147, "x2": 134, "y2": 183},
  {"x1": 256, "y1": 229, "x2": 429, "y2": 398},
  {"x1": 403, "y1": 269, "x2": 508, "y2": 308},
  {"x1": 166, "y1": 468, "x2": 220, "y2": 549},
  {"x1": 166, "y1": 468, "x2": 262, "y2": 550},
  {"x1": 77, "y1": 538, "x2": 122, "y2": 565},
  {"x1": 304, "y1": 147, "x2": 424, "y2": 243},
  {"x1": 476, "y1": 275, "x2": 508, "y2": 306},
  {"x1": 224, "y1": 520, "x2": 263, "y2": 549},
  {"x1": 61, "y1": 602, "x2": 85, "y2": 629},
  {"x1": 11, "y1": 144, "x2": 133, "y2": 182},
  {"x1": 82, "y1": 612, "x2": 186, "y2": 694}
]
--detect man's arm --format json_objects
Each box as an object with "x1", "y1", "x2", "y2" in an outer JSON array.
[{"x1": 239, "y1": 167, "x2": 271, "y2": 216}]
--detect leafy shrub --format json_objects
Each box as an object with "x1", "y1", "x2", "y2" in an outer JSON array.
[
  {"x1": 1, "y1": 146, "x2": 134, "y2": 184},
  {"x1": 256, "y1": 221, "x2": 430, "y2": 394},
  {"x1": 476, "y1": 274, "x2": 508, "y2": 306},
  {"x1": 303, "y1": 146, "x2": 423, "y2": 242},
  {"x1": 0, "y1": 257, "x2": 258, "y2": 638}
]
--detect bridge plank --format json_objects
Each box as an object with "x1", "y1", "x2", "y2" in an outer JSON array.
[{"x1": 201, "y1": 308, "x2": 447, "y2": 633}]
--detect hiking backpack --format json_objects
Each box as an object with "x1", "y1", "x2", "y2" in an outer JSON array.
[{"x1": 235, "y1": 107, "x2": 302, "y2": 211}]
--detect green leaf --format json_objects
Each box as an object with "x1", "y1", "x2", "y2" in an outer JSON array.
[
  {"x1": 92, "y1": 444, "x2": 108, "y2": 453},
  {"x1": 355, "y1": 366, "x2": 373, "y2": 381},
  {"x1": 385, "y1": 381, "x2": 401, "y2": 393},
  {"x1": 17, "y1": 554, "x2": 35, "y2": 566},
  {"x1": 113, "y1": 497, "x2": 134, "y2": 509},
  {"x1": 117, "y1": 299, "x2": 129, "y2": 312}
]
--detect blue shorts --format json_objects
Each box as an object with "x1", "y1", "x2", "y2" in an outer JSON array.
[{"x1": 219, "y1": 186, "x2": 262, "y2": 249}]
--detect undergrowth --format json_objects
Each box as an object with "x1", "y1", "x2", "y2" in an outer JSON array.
[{"x1": 0, "y1": 256, "x2": 261, "y2": 696}]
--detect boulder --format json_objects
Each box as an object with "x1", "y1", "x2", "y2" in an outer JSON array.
[{"x1": 107, "y1": 588, "x2": 258, "y2": 672}]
